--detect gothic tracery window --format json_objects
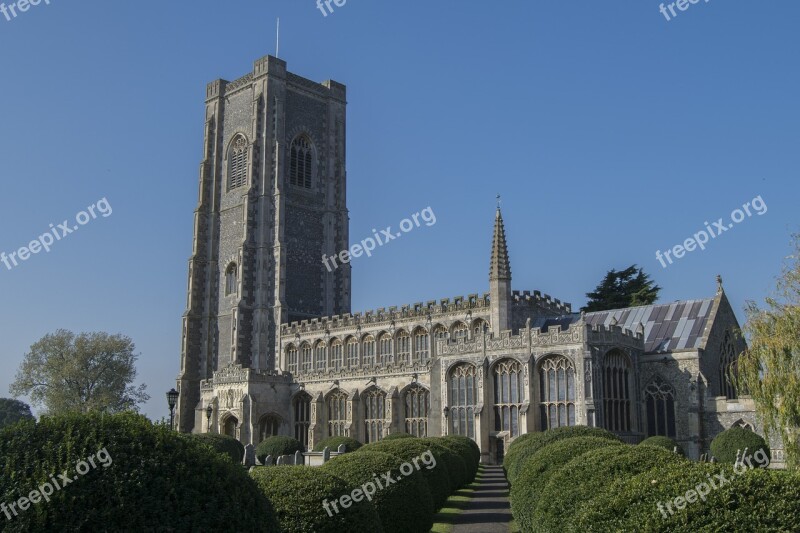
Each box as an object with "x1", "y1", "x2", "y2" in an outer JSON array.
[
  {"x1": 362, "y1": 336, "x2": 376, "y2": 367},
  {"x1": 449, "y1": 363, "x2": 477, "y2": 438},
  {"x1": 396, "y1": 331, "x2": 410, "y2": 364},
  {"x1": 453, "y1": 322, "x2": 469, "y2": 343},
  {"x1": 603, "y1": 350, "x2": 632, "y2": 433},
  {"x1": 331, "y1": 341, "x2": 343, "y2": 371},
  {"x1": 363, "y1": 389, "x2": 386, "y2": 443},
  {"x1": 259, "y1": 414, "x2": 281, "y2": 442},
  {"x1": 327, "y1": 390, "x2": 348, "y2": 437},
  {"x1": 414, "y1": 329, "x2": 430, "y2": 362},
  {"x1": 315, "y1": 342, "x2": 327, "y2": 372},
  {"x1": 294, "y1": 393, "x2": 311, "y2": 450},
  {"x1": 378, "y1": 333, "x2": 393, "y2": 365},
  {"x1": 346, "y1": 338, "x2": 358, "y2": 368},
  {"x1": 301, "y1": 344, "x2": 312, "y2": 374},
  {"x1": 287, "y1": 346, "x2": 298, "y2": 374},
  {"x1": 539, "y1": 356, "x2": 576, "y2": 430},
  {"x1": 289, "y1": 135, "x2": 313, "y2": 188},
  {"x1": 494, "y1": 359, "x2": 525, "y2": 437},
  {"x1": 644, "y1": 378, "x2": 676, "y2": 438},
  {"x1": 405, "y1": 384, "x2": 430, "y2": 437},
  {"x1": 228, "y1": 135, "x2": 248, "y2": 190}
]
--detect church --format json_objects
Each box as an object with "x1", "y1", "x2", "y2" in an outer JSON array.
[{"x1": 175, "y1": 54, "x2": 777, "y2": 465}]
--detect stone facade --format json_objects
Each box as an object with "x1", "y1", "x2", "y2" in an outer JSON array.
[{"x1": 176, "y1": 55, "x2": 781, "y2": 466}]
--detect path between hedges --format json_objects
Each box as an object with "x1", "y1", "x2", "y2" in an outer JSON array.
[{"x1": 451, "y1": 465, "x2": 512, "y2": 533}]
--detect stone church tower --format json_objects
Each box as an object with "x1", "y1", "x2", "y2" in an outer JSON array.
[{"x1": 176, "y1": 55, "x2": 350, "y2": 432}]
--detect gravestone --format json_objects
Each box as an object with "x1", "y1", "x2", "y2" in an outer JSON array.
[
  {"x1": 294, "y1": 450, "x2": 303, "y2": 466},
  {"x1": 338, "y1": 444, "x2": 347, "y2": 454},
  {"x1": 243, "y1": 444, "x2": 256, "y2": 467},
  {"x1": 322, "y1": 446, "x2": 331, "y2": 463}
]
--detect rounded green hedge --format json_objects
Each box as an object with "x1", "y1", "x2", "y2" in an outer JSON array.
[
  {"x1": 313, "y1": 436, "x2": 363, "y2": 453},
  {"x1": 431, "y1": 437, "x2": 478, "y2": 483},
  {"x1": 184, "y1": 433, "x2": 245, "y2": 463},
  {"x1": 572, "y1": 460, "x2": 723, "y2": 532},
  {"x1": 639, "y1": 436, "x2": 684, "y2": 456},
  {"x1": 417, "y1": 438, "x2": 468, "y2": 490},
  {"x1": 510, "y1": 436, "x2": 624, "y2": 532},
  {"x1": 0, "y1": 412, "x2": 278, "y2": 532},
  {"x1": 359, "y1": 439, "x2": 452, "y2": 510},
  {"x1": 710, "y1": 426, "x2": 770, "y2": 464},
  {"x1": 382, "y1": 432, "x2": 416, "y2": 441},
  {"x1": 323, "y1": 450, "x2": 434, "y2": 533},
  {"x1": 534, "y1": 444, "x2": 686, "y2": 532},
  {"x1": 256, "y1": 436, "x2": 304, "y2": 465},
  {"x1": 440, "y1": 435, "x2": 481, "y2": 466},
  {"x1": 504, "y1": 426, "x2": 622, "y2": 484},
  {"x1": 250, "y1": 465, "x2": 382, "y2": 533}
]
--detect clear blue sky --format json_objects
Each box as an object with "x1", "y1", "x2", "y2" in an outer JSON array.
[{"x1": 1, "y1": 1, "x2": 797, "y2": 421}]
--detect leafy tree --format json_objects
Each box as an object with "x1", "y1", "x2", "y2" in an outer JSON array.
[
  {"x1": 738, "y1": 234, "x2": 800, "y2": 470},
  {"x1": 0, "y1": 398, "x2": 34, "y2": 429},
  {"x1": 582, "y1": 265, "x2": 661, "y2": 312},
  {"x1": 10, "y1": 329, "x2": 149, "y2": 415}
]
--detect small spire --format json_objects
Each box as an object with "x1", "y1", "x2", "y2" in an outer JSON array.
[
  {"x1": 716, "y1": 274, "x2": 724, "y2": 295},
  {"x1": 489, "y1": 205, "x2": 511, "y2": 281},
  {"x1": 496, "y1": 194, "x2": 502, "y2": 210}
]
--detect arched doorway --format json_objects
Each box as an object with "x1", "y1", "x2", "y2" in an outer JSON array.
[{"x1": 223, "y1": 415, "x2": 238, "y2": 438}]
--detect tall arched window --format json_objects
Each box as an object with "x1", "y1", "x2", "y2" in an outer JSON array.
[
  {"x1": 363, "y1": 389, "x2": 386, "y2": 443},
  {"x1": 225, "y1": 263, "x2": 237, "y2": 296},
  {"x1": 301, "y1": 344, "x2": 313, "y2": 374},
  {"x1": 362, "y1": 336, "x2": 376, "y2": 367},
  {"x1": 539, "y1": 356, "x2": 576, "y2": 430},
  {"x1": 327, "y1": 390, "x2": 348, "y2": 437},
  {"x1": 378, "y1": 333, "x2": 393, "y2": 365},
  {"x1": 259, "y1": 414, "x2": 282, "y2": 442},
  {"x1": 494, "y1": 359, "x2": 525, "y2": 437},
  {"x1": 331, "y1": 341, "x2": 343, "y2": 371},
  {"x1": 433, "y1": 326, "x2": 448, "y2": 343},
  {"x1": 644, "y1": 378, "x2": 676, "y2": 438},
  {"x1": 396, "y1": 331, "x2": 410, "y2": 364},
  {"x1": 286, "y1": 346, "x2": 298, "y2": 374},
  {"x1": 473, "y1": 319, "x2": 488, "y2": 337},
  {"x1": 719, "y1": 331, "x2": 738, "y2": 399},
  {"x1": 289, "y1": 135, "x2": 313, "y2": 188},
  {"x1": 452, "y1": 322, "x2": 469, "y2": 343},
  {"x1": 346, "y1": 338, "x2": 358, "y2": 368},
  {"x1": 405, "y1": 384, "x2": 430, "y2": 437},
  {"x1": 293, "y1": 393, "x2": 311, "y2": 450},
  {"x1": 449, "y1": 363, "x2": 477, "y2": 438},
  {"x1": 603, "y1": 350, "x2": 632, "y2": 433},
  {"x1": 315, "y1": 342, "x2": 327, "y2": 372},
  {"x1": 414, "y1": 328, "x2": 429, "y2": 362},
  {"x1": 228, "y1": 135, "x2": 249, "y2": 190}
]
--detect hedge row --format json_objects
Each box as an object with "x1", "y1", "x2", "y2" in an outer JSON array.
[
  {"x1": 313, "y1": 436, "x2": 364, "y2": 453},
  {"x1": 183, "y1": 433, "x2": 245, "y2": 463},
  {"x1": 509, "y1": 426, "x2": 797, "y2": 533},
  {"x1": 256, "y1": 435, "x2": 304, "y2": 464}
]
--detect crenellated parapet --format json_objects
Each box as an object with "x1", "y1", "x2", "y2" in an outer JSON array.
[
  {"x1": 512, "y1": 290, "x2": 572, "y2": 315},
  {"x1": 586, "y1": 322, "x2": 644, "y2": 351},
  {"x1": 201, "y1": 364, "x2": 292, "y2": 389},
  {"x1": 280, "y1": 293, "x2": 491, "y2": 336}
]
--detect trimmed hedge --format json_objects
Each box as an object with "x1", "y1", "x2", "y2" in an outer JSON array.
[
  {"x1": 504, "y1": 426, "x2": 622, "y2": 484},
  {"x1": 313, "y1": 436, "x2": 363, "y2": 453},
  {"x1": 250, "y1": 465, "x2": 382, "y2": 533},
  {"x1": 323, "y1": 451, "x2": 434, "y2": 533},
  {"x1": 510, "y1": 436, "x2": 623, "y2": 532},
  {"x1": 432, "y1": 437, "x2": 479, "y2": 483},
  {"x1": 359, "y1": 439, "x2": 452, "y2": 510},
  {"x1": 256, "y1": 436, "x2": 304, "y2": 465},
  {"x1": 534, "y1": 445, "x2": 686, "y2": 532},
  {"x1": 710, "y1": 426, "x2": 770, "y2": 464},
  {"x1": 639, "y1": 436, "x2": 684, "y2": 456},
  {"x1": 573, "y1": 461, "x2": 725, "y2": 532},
  {"x1": 417, "y1": 438, "x2": 468, "y2": 490},
  {"x1": 0, "y1": 412, "x2": 278, "y2": 532},
  {"x1": 184, "y1": 433, "x2": 245, "y2": 463},
  {"x1": 440, "y1": 435, "x2": 481, "y2": 466}
]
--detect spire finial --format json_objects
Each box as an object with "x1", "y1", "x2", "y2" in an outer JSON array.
[
  {"x1": 496, "y1": 194, "x2": 502, "y2": 210},
  {"x1": 716, "y1": 274, "x2": 724, "y2": 294}
]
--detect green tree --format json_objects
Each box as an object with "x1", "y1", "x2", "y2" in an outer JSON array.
[
  {"x1": 0, "y1": 398, "x2": 34, "y2": 429},
  {"x1": 738, "y1": 234, "x2": 800, "y2": 470},
  {"x1": 10, "y1": 330, "x2": 150, "y2": 415},
  {"x1": 582, "y1": 265, "x2": 661, "y2": 312}
]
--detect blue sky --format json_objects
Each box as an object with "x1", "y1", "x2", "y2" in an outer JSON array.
[{"x1": 0, "y1": 1, "x2": 797, "y2": 421}]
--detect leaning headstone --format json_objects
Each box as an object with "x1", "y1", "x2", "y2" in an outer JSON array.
[
  {"x1": 294, "y1": 450, "x2": 303, "y2": 466},
  {"x1": 264, "y1": 454, "x2": 273, "y2": 466},
  {"x1": 338, "y1": 444, "x2": 347, "y2": 454},
  {"x1": 276, "y1": 455, "x2": 285, "y2": 466},
  {"x1": 322, "y1": 446, "x2": 331, "y2": 463},
  {"x1": 243, "y1": 444, "x2": 256, "y2": 467}
]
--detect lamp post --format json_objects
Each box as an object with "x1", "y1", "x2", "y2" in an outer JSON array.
[
  {"x1": 166, "y1": 388, "x2": 179, "y2": 431},
  {"x1": 206, "y1": 405, "x2": 214, "y2": 433},
  {"x1": 443, "y1": 406, "x2": 450, "y2": 436}
]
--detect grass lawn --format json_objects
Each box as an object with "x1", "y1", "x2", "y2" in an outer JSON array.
[{"x1": 429, "y1": 466, "x2": 484, "y2": 533}]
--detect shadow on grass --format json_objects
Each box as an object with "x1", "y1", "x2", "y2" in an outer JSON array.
[{"x1": 429, "y1": 466, "x2": 486, "y2": 533}]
